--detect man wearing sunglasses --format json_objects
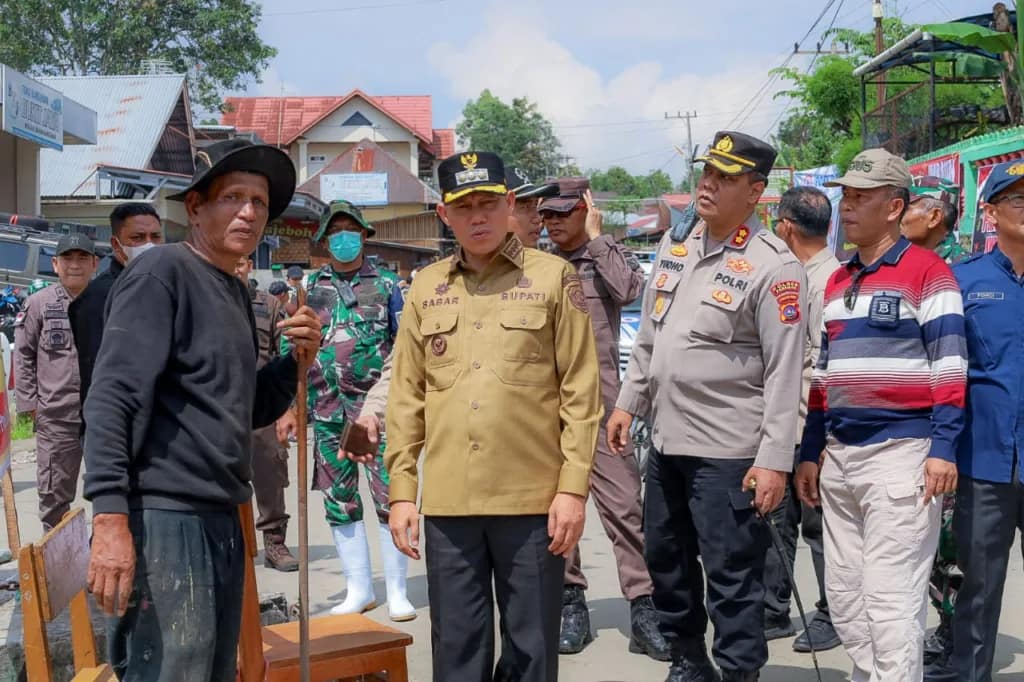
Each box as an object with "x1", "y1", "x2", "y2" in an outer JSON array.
[
  {"x1": 933, "y1": 160, "x2": 1024, "y2": 681},
  {"x1": 794, "y1": 148, "x2": 967, "y2": 681},
  {"x1": 539, "y1": 177, "x2": 666, "y2": 661},
  {"x1": 608, "y1": 131, "x2": 807, "y2": 682}
]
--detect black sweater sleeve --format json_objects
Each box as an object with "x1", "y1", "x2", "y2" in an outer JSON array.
[
  {"x1": 83, "y1": 272, "x2": 174, "y2": 515},
  {"x1": 253, "y1": 354, "x2": 298, "y2": 428}
]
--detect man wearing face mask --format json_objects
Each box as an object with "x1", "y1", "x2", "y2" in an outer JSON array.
[
  {"x1": 69, "y1": 202, "x2": 164, "y2": 412},
  {"x1": 293, "y1": 199, "x2": 412, "y2": 621}
]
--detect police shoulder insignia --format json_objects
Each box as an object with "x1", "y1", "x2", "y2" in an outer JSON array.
[
  {"x1": 671, "y1": 244, "x2": 688, "y2": 257},
  {"x1": 654, "y1": 294, "x2": 666, "y2": 315},
  {"x1": 730, "y1": 226, "x2": 752, "y2": 248},
  {"x1": 770, "y1": 280, "x2": 801, "y2": 324},
  {"x1": 726, "y1": 257, "x2": 753, "y2": 274},
  {"x1": 563, "y1": 272, "x2": 588, "y2": 313}
]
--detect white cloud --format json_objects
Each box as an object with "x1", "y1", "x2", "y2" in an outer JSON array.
[{"x1": 429, "y1": 3, "x2": 792, "y2": 179}]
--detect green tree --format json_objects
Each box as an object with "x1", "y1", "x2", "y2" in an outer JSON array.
[
  {"x1": 773, "y1": 16, "x2": 1005, "y2": 171},
  {"x1": 456, "y1": 90, "x2": 562, "y2": 180},
  {"x1": 0, "y1": 0, "x2": 276, "y2": 111}
]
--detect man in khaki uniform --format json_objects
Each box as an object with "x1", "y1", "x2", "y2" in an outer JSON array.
[
  {"x1": 763, "y1": 186, "x2": 842, "y2": 653},
  {"x1": 541, "y1": 177, "x2": 667, "y2": 659},
  {"x1": 385, "y1": 151, "x2": 602, "y2": 682},
  {"x1": 608, "y1": 131, "x2": 807, "y2": 682},
  {"x1": 17, "y1": 234, "x2": 98, "y2": 530},
  {"x1": 234, "y1": 256, "x2": 297, "y2": 572}
]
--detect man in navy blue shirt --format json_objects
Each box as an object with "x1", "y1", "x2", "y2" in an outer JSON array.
[{"x1": 929, "y1": 160, "x2": 1024, "y2": 682}]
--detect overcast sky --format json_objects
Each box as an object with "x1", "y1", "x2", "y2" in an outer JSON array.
[{"x1": 244, "y1": 0, "x2": 992, "y2": 178}]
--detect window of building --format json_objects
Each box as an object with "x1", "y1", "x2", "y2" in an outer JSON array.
[{"x1": 342, "y1": 111, "x2": 373, "y2": 127}]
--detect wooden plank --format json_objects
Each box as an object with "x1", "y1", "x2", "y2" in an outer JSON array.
[
  {"x1": 266, "y1": 647, "x2": 409, "y2": 682},
  {"x1": 2, "y1": 469, "x2": 19, "y2": 554},
  {"x1": 36, "y1": 509, "x2": 89, "y2": 622},
  {"x1": 68, "y1": 590, "x2": 100, "y2": 670},
  {"x1": 70, "y1": 665, "x2": 117, "y2": 681},
  {"x1": 19, "y1": 542, "x2": 53, "y2": 682},
  {"x1": 236, "y1": 504, "x2": 267, "y2": 682},
  {"x1": 262, "y1": 614, "x2": 412, "y2": 665}
]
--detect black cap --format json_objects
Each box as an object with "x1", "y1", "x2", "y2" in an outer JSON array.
[
  {"x1": 504, "y1": 166, "x2": 559, "y2": 200},
  {"x1": 168, "y1": 139, "x2": 297, "y2": 221},
  {"x1": 286, "y1": 266, "x2": 304, "y2": 280},
  {"x1": 438, "y1": 152, "x2": 508, "y2": 204},
  {"x1": 268, "y1": 281, "x2": 289, "y2": 296},
  {"x1": 56, "y1": 233, "x2": 95, "y2": 256},
  {"x1": 695, "y1": 131, "x2": 777, "y2": 177},
  {"x1": 539, "y1": 177, "x2": 590, "y2": 214}
]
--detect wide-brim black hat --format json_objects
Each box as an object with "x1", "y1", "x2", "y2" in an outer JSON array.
[{"x1": 168, "y1": 139, "x2": 296, "y2": 221}]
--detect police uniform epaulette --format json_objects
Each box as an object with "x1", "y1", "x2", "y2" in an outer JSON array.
[{"x1": 755, "y1": 228, "x2": 796, "y2": 259}]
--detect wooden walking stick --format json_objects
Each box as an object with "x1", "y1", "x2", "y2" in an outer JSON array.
[{"x1": 295, "y1": 286, "x2": 311, "y2": 682}]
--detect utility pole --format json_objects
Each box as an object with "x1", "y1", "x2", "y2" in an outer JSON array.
[
  {"x1": 873, "y1": 0, "x2": 886, "y2": 107},
  {"x1": 665, "y1": 111, "x2": 698, "y2": 196}
]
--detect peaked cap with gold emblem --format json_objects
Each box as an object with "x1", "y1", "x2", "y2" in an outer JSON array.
[
  {"x1": 438, "y1": 151, "x2": 508, "y2": 204},
  {"x1": 168, "y1": 139, "x2": 297, "y2": 220},
  {"x1": 696, "y1": 131, "x2": 777, "y2": 177}
]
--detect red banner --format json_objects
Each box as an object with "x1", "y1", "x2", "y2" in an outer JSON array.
[
  {"x1": 972, "y1": 164, "x2": 1000, "y2": 255},
  {"x1": 908, "y1": 152, "x2": 962, "y2": 186}
]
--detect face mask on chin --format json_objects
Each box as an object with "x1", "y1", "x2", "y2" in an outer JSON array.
[{"x1": 327, "y1": 231, "x2": 363, "y2": 263}]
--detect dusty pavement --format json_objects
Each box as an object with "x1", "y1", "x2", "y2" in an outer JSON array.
[{"x1": 7, "y1": 436, "x2": 1024, "y2": 681}]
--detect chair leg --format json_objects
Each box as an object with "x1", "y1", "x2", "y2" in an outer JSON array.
[{"x1": 384, "y1": 649, "x2": 408, "y2": 682}]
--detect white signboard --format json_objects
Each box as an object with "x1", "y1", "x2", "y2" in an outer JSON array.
[
  {"x1": 1, "y1": 66, "x2": 63, "y2": 151},
  {"x1": 320, "y1": 172, "x2": 388, "y2": 206}
]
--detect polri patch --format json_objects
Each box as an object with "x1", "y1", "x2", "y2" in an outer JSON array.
[{"x1": 770, "y1": 280, "x2": 801, "y2": 325}]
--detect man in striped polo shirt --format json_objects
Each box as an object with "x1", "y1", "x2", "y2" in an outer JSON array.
[{"x1": 795, "y1": 148, "x2": 967, "y2": 681}]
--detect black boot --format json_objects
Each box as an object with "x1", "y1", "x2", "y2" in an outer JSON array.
[
  {"x1": 558, "y1": 586, "x2": 593, "y2": 655},
  {"x1": 665, "y1": 640, "x2": 720, "y2": 682},
  {"x1": 923, "y1": 612, "x2": 952, "y2": 665},
  {"x1": 720, "y1": 671, "x2": 758, "y2": 682},
  {"x1": 629, "y1": 595, "x2": 672, "y2": 661},
  {"x1": 923, "y1": 651, "x2": 958, "y2": 682}
]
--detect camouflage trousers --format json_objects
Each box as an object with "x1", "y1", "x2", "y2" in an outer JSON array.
[
  {"x1": 312, "y1": 420, "x2": 391, "y2": 527},
  {"x1": 928, "y1": 492, "x2": 961, "y2": 616}
]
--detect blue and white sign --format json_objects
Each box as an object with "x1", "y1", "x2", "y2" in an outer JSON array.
[
  {"x1": 320, "y1": 172, "x2": 389, "y2": 206},
  {"x1": 1, "y1": 66, "x2": 63, "y2": 151}
]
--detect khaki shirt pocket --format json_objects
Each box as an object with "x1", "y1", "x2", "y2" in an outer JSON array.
[
  {"x1": 495, "y1": 307, "x2": 553, "y2": 386},
  {"x1": 420, "y1": 312, "x2": 461, "y2": 390},
  {"x1": 691, "y1": 291, "x2": 744, "y2": 343}
]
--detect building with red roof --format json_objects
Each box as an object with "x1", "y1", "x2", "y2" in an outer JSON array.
[{"x1": 222, "y1": 90, "x2": 455, "y2": 187}]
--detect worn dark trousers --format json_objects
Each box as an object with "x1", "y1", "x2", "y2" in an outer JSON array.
[
  {"x1": 106, "y1": 508, "x2": 245, "y2": 682},
  {"x1": 425, "y1": 515, "x2": 564, "y2": 682},
  {"x1": 952, "y1": 475, "x2": 1024, "y2": 681},
  {"x1": 764, "y1": 452, "x2": 827, "y2": 620},
  {"x1": 644, "y1": 451, "x2": 770, "y2": 673}
]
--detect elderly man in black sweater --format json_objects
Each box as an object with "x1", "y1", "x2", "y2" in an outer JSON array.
[{"x1": 82, "y1": 139, "x2": 321, "y2": 681}]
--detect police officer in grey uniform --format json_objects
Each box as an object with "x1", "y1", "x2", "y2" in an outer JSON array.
[
  {"x1": 608, "y1": 131, "x2": 807, "y2": 682},
  {"x1": 234, "y1": 256, "x2": 297, "y2": 572},
  {"x1": 17, "y1": 234, "x2": 99, "y2": 530}
]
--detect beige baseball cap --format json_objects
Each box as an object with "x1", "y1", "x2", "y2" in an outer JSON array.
[{"x1": 825, "y1": 148, "x2": 912, "y2": 190}]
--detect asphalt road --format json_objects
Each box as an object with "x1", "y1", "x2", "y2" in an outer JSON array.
[{"x1": 9, "y1": 439, "x2": 1024, "y2": 681}]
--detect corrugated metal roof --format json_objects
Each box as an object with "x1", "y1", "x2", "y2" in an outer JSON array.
[
  {"x1": 297, "y1": 137, "x2": 440, "y2": 205},
  {"x1": 37, "y1": 74, "x2": 188, "y2": 197}
]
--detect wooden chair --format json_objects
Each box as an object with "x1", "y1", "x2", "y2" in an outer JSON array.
[
  {"x1": 19, "y1": 508, "x2": 115, "y2": 682},
  {"x1": 236, "y1": 502, "x2": 413, "y2": 682}
]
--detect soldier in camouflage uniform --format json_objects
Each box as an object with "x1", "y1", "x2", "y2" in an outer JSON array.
[
  {"x1": 303, "y1": 199, "x2": 413, "y2": 621},
  {"x1": 902, "y1": 175, "x2": 966, "y2": 669}
]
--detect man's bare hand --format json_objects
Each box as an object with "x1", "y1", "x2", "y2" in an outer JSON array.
[
  {"x1": 276, "y1": 409, "x2": 297, "y2": 444},
  {"x1": 743, "y1": 466, "x2": 787, "y2": 515},
  {"x1": 87, "y1": 514, "x2": 136, "y2": 617},
  {"x1": 342, "y1": 415, "x2": 380, "y2": 464},
  {"x1": 583, "y1": 189, "x2": 603, "y2": 240},
  {"x1": 279, "y1": 305, "x2": 321, "y2": 368},
  {"x1": 924, "y1": 457, "x2": 958, "y2": 504},
  {"x1": 389, "y1": 501, "x2": 421, "y2": 560},
  {"x1": 795, "y1": 461, "x2": 821, "y2": 507},
  {"x1": 547, "y1": 492, "x2": 586, "y2": 557},
  {"x1": 606, "y1": 408, "x2": 634, "y2": 455}
]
